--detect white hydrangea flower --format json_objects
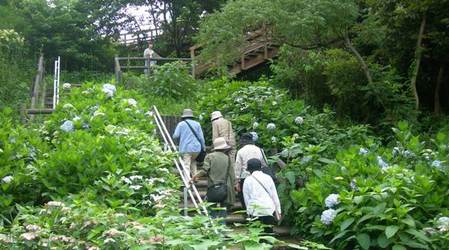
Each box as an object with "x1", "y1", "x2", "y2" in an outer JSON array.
[
  {"x1": 324, "y1": 194, "x2": 340, "y2": 208},
  {"x1": 145, "y1": 111, "x2": 154, "y2": 117},
  {"x1": 392, "y1": 147, "x2": 401, "y2": 157},
  {"x1": 129, "y1": 185, "x2": 142, "y2": 190},
  {"x1": 63, "y1": 103, "x2": 75, "y2": 110},
  {"x1": 93, "y1": 111, "x2": 105, "y2": 117},
  {"x1": 63, "y1": 83, "x2": 71, "y2": 90},
  {"x1": 60, "y1": 120, "x2": 74, "y2": 132},
  {"x1": 271, "y1": 136, "x2": 277, "y2": 143},
  {"x1": 73, "y1": 116, "x2": 81, "y2": 122},
  {"x1": 437, "y1": 217, "x2": 449, "y2": 232},
  {"x1": 129, "y1": 175, "x2": 143, "y2": 181},
  {"x1": 102, "y1": 84, "x2": 116, "y2": 98},
  {"x1": 294, "y1": 116, "x2": 304, "y2": 125},
  {"x1": 252, "y1": 122, "x2": 259, "y2": 129},
  {"x1": 320, "y1": 208, "x2": 337, "y2": 225},
  {"x1": 359, "y1": 148, "x2": 368, "y2": 155},
  {"x1": 272, "y1": 101, "x2": 277, "y2": 106},
  {"x1": 249, "y1": 131, "x2": 258, "y2": 142},
  {"x1": 377, "y1": 156, "x2": 389, "y2": 169},
  {"x1": 403, "y1": 150, "x2": 415, "y2": 158},
  {"x1": 21, "y1": 232, "x2": 38, "y2": 241},
  {"x1": 121, "y1": 177, "x2": 132, "y2": 185},
  {"x1": 266, "y1": 123, "x2": 276, "y2": 131},
  {"x1": 25, "y1": 224, "x2": 41, "y2": 232},
  {"x1": 2, "y1": 175, "x2": 13, "y2": 184},
  {"x1": 46, "y1": 201, "x2": 64, "y2": 208}
]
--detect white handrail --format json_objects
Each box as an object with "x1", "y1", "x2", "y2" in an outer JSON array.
[
  {"x1": 151, "y1": 106, "x2": 208, "y2": 215},
  {"x1": 52, "y1": 56, "x2": 61, "y2": 109}
]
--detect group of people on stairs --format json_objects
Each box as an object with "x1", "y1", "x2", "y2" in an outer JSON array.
[{"x1": 173, "y1": 108, "x2": 281, "y2": 232}]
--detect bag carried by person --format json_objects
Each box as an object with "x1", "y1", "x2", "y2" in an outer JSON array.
[
  {"x1": 260, "y1": 149, "x2": 278, "y2": 184},
  {"x1": 206, "y1": 156, "x2": 230, "y2": 202},
  {"x1": 184, "y1": 120, "x2": 207, "y2": 162}
]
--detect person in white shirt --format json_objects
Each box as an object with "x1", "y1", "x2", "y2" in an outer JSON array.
[
  {"x1": 235, "y1": 133, "x2": 267, "y2": 209},
  {"x1": 144, "y1": 42, "x2": 156, "y2": 75},
  {"x1": 243, "y1": 158, "x2": 281, "y2": 233}
]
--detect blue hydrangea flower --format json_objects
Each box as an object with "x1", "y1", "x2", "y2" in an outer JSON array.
[
  {"x1": 60, "y1": 120, "x2": 74, "y2": 132},
  {"x1": 359, "y1": 148, "x2": 368, "y2": 155},
  {"x1": 320, "y1": 208, "x2": 337, "y2": 225},
  {"x1": 377, "y1": 156, "x2": 389, "y2": 169},
  {"x1": 249, "y1": 131, "x2": 258, "y2": 142},
  {"x1": 432, "y1": 160, "x2": 443, "y2": 169},
  {"x1": 325, "y1": 194, "x2": 340, "y2": 208}
]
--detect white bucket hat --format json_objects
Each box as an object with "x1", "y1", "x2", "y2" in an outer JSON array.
[
  {"x1": 181, "y1": 109, "x2": 194, "y2": 118},
  {"x1": 210, "y1": 111, "x2": 223, "y2": 121},
  {"x1": 213, "y1": 137, "x2": 231, "y2": 150}
]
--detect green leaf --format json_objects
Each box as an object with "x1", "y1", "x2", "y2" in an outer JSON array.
[
  {"x1": 385, "y1": 225, "x2": 400, "y2": 238},
  {"x1": 356, "y1": 233, "x2": 370, "y2": 250},
  {"x1": 330, "y1": 230, "x2": 349, "y2": 244},
  {"x1": 405, "y1": 229, "x2": 430, "y2": 242},
  {"x1": 340, "y1": 218, "x2": 355, "y2": 231},
  {"x1": 377, "y1": 234, "x2": 390, "y2": 248},
  {"x1": 392, "y1": 245, "x2": 406, "y2": 250},
  {"x1": 285, "y1": 171, "x2": 296, "y2": 185},
  {"x1": 401, "y1": 216, "x2": 415, "y2": 227}
]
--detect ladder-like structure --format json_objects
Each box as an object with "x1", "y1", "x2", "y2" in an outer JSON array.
[
  {"x1": 26, "y1": 56, "x2": 61, "y2": 115},
  {"x1": 190, "y1": 28, "x2": 279, "y2": 77},
  {"x1": 150, "y1": 105, "x2": 209, "y2": 216}
]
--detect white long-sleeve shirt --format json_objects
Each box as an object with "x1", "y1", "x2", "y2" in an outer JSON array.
[
  {"x1": 243, "y1": 171, "x2": 281, "y2": 217},
  {"x1": 235, "y1": 144, "x2": 267, "y2": 179}
]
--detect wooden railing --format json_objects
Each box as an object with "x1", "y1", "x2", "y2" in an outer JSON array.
[
  {"x1": 114, "y1": 57, "x2": 192, "y2": 83},
  {"x1": 190, "y1": 28, "x2": 278, "y2": 77},
  {"x1": 119, "y1": 28, "x2": 162, "y2": 45}
]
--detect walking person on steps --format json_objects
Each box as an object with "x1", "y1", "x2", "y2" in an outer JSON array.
[
  {"x1": 243, "y1": 158, "x2": 281, "y2": 234},
  {"x1": 191, "y1": 137, "x2": 236, "y2": 220},
  {"x1": 235, "y1": 133, "x2": 267, "y2": 209},
  {"x1": 211, "y1": 110, "x2": 236, "y2": 166},
  {"x1": 173, "y1": 109, "x2": 205, "y2": 178}
]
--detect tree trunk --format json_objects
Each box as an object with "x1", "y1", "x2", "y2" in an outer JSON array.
[
  {"x1": 434, "y1": 65, "x2": 444, "y2": 115},
  {"x1": 344, "y1": 34, "x2": 373, "y2": 85},
  {"x1": 410, "y1": 14, "x2": 427, "y2": 110}
]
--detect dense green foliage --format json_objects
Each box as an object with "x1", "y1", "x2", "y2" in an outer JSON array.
[
  {"x1": 196, "y1": 0, "x2": 449, "y2": 129},
  {"x1": 0, "y1": 29, "x2": 33, "y2": 111}
]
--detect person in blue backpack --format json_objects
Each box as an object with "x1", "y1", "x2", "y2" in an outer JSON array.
[{"x1": 173, "y1": 109, "x2": 206, "y2": 178}]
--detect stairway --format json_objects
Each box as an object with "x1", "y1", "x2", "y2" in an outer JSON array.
[
  {"x1": 179, "y1": 176, "x2": 298, "y2": 248},
  {"x1": 190, "y1": 28, "x2": 279, "y2": 77}
]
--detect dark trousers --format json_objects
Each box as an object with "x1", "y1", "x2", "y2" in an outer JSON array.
[
  {"x1": 238, "y1": 179, "x2": 246, "y2": 210},
  {"x1": 257, "y1": 215, "x2": 276, "y2": 234}
]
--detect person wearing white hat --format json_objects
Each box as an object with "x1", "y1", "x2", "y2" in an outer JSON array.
[
  {"x1": 191, "y1": 137, "x2": 236, "y2": 219},
  {"x1": 211, "y1": 111, "x2": 236, "y2": 165},
  {"x1": 173, "y1": 109, "x2": 206, "y2": 177}
]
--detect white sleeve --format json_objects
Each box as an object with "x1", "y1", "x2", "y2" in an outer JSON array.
[
  {"x1": 235, "y1": 151, "x2": 243, "y2": 179},
  {"x1": 269, "y1": 178, "x2": 281, "y2": 214},
  {"x1": 243, "y1": 179, "x2": 250, "y2": 213}
]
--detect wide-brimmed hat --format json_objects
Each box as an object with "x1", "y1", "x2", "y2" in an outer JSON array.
[
  {"x1": 213, "y1": 137, "x2": 231, "y2": 150},
  {"x1": 210, "y1": 111, "x2": 223, "y2": 121},
  {"x1": 181, "y1": 109, "x2": 194, "y2": 118}
]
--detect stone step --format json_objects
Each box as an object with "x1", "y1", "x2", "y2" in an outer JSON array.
[{"x1": 178, "y1": 200, "x2": 243, "y2": 212}]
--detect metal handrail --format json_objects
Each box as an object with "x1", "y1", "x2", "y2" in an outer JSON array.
[
  {"x1": 151, "y1": 106, "x2": 209, "y2": 216},
  {"x1": 53, "y1": 56, "x2": 61, "y2": 109}
]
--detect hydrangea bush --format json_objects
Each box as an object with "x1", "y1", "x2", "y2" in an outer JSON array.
[{"x1": 283, "y1": 121, "x2": 449, "y2": 249}]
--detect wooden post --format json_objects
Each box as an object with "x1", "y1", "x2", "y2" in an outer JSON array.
[
  {"x1": 190, "y1": 47, "x2": 196, "y2": 78},
  {"x1": 31, "y1": 54, "x2": 44, "y2": 109},
  {"x1": 114, "y1": 56, "x2": 122, "y2": 84}
]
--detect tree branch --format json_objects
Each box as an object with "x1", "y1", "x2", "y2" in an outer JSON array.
[{"x1": 344, "y1": 34, "x2": 373, "y2": 85}]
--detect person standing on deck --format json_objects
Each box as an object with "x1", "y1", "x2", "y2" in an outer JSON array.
[
  {"x1": 173, "y1": 109, "x2": 206, "y2": 177},
  {"x1": 211, "y1": 110, "x2": 236, "y2": 165},
  {"x1": 191, "y1": 137, "x2": 236, "y2": 219},
  {"x1": 144, "y1": 42, "x2": 156, "y2": 75}
]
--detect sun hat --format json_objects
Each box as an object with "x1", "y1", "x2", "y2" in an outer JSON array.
[
  {"x1": 213, "y1": 137, "x2": 231, "y2": 150},
  {"x1": 181, "y1": 109, "x2": 194, "y2": 118},
  {"x1": 210, "y1": 111, "x2": 223, "y2": 121}
]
